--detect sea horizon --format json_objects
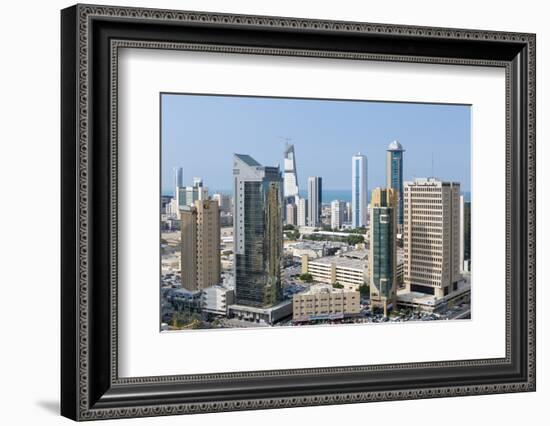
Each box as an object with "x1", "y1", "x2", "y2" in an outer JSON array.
[{"x1": 162, "y1": 189, "x2": 472, "y2": 203}]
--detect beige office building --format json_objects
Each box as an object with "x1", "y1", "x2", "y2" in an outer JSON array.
[
  {"x1": 301, "y1": 254, "x2": 366, "y2": 291},
  {"x1": 403, "y1": 178, "x2": 461, "y2": 299},
  {"x1": 297, "y1": 197, "x2": 308, "y2": 227},
  {"x1": 293, "y1": 284, "x2": 360, "y2": 322},
  {"x1": 286, "y1": 202, "x2": 297, "y2": 226},
  {"x1": 180, "y1": 199, "x2": 221, "y2": 291}
]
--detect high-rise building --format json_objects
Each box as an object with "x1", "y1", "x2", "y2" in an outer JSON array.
[
  {"x1": 403, "y1": 178, "x2": 461, "y2": 298},
  {"x1": 369, "y1": 188, "x2": 398, "y2": 315},
  {"x1": 233, "y1": 154, "x2": 283, "y2": 307},
  {"x1": 297, "y1": 197, "x2": 308, "y2": 227},
  {"x1": 330, "y1": 200, "x2": 345, "y2": 230},
  {"x1": 180, "y1": 199, "x2": 221, "y2": 292},
  {"x1": 173, "y1": 166, "x2": 184, "y2": 198},
  {"x1": 307, "y1": 176, "x2": 322, "y2": 227},
  {"x1": 351, "y1": 153, "x2": 368, "y2": 228},
  {"x1": 286, "y1": 202, "x2": 297, "y2": 226},
  {"x1": 459, "y1": 195, "x2": 471, "y2": 272},
  {"x1": 386, "y1": 141, "x2": 405, "y2": 229},
  {"x1": 283, "y1": 143, "x2": 299, "y2": 199}
]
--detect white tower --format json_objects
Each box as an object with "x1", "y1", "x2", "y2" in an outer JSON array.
[
  {"x1": 351, "y1": 153, "x2": 368, "y2": 228},
  {"x1": 283, "y1": 143, "x2": 299, "y2": 200}
]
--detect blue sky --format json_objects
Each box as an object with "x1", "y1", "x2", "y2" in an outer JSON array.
[{"x1": 161, "y1": 93, "x2": 471, "y2": 194}]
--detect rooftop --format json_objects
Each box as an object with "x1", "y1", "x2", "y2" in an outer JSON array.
[
  {"x1": 404, "y1": 177, "x2": 461, "y2": 187},
  {"x1": 309, "y1": 255, "x2": 367, "y2": 270},
  {"x1": 234, "y1": 153, "x2": 261, "y2": 167},
  {"x1": 289, "y1": 241, "x2": 347, "y2": 250},
  {"x1": 298, "y1": 283, "x2": 353, "y2": 296},
  {"x1": 387, "y1": 140, "x2": 405, "y2": 151}
]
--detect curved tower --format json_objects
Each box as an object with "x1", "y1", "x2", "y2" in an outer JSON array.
[{"x1": 283, "y1": 143, "x2": 299, "y2": 200}]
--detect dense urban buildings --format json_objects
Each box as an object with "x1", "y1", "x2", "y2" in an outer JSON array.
[
  {"x1": 292, "y1": 284, "x2": 361, "y2": 323},
  {"x1": 233, "y1": 154, "x2": 284, "y2": 307},
  {"x1": 369, "y1": 187, "x2": 398, "y2": 315},
  {"x1": 386, "y1": 140, "x2": 405, "y2": 229},
  {"x1": 162, "y1": 137, "x2": 471, "y2": 330},
  {"x1": 180, "y1": 199, "x2": 221, "y2": 291},
  {"x1": 351, "y1": 153, "x2": 368, "y2": 228},
  {"x1": 330, "y1": 200, "x2": 345, "y2": 230},
  {"x1": 307, "y1": 176, "x2": 322, "y2": 227},
  {"x1": 403, "y1": 178, "x2": 461, "y2": 298}
]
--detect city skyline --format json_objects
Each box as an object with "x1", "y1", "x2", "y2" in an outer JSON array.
[
  {"x1": 160, "y1": 94, "x2": 472, "y2": 331},
  {"x1": 161, "y1": 94, "x2": 471, "y2": 195}
]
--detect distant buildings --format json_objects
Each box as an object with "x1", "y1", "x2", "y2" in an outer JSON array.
[
  {"x1": 173, "y1": 166, "x2": 184, "y2": 198},
  {"x1": 369, "y1": 187, "x2": 398, "y2": 315},
  {"x1": 330, "y1": 200, "x2": 345, "y2": 230},
  {"x1": 351, "y1": 153, "x2": 368, "y2": 228},
  {"x1": 386, "y1": 140, "x2": 405, "y2": 229},
  {"x1": 233, "y1": 154, "x2": 284, "y2": 307},
  {"x1": 459, "y1": 195, "x2": 471, "y2": 272},
  {"x1": 180, "y1": 199, "x2": 221, "y2": 292},
  {"x1": 297, "y1": 197, "x2": 308, "y2": 227},
  {"x1": 292, "y1": 284, "x2": 361, "y2": 323},
  {"x1": 212, "y1": 193, "x2": 232, "y2": 213},
  {"x1": 286, "y1": 202, "x2": 298, "y2": 226},
  {"x1": 177, "y1": 179, "x2": 209, "y2": 209},
  {"x1": 403, "y1": 178, "x2": 461, "y2": 298},
  {"x1": 301, "y1": 253, "x2": 367, "y2": 291},
  {"x1": 307, "y1": 176, "x2": 322, "y2": 227},
  {"x1": 283, "y1": 142, "x2": 299, "y2": 200}
]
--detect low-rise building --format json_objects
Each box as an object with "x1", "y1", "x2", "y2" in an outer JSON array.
[
  {"x1": 301, "y1": 254, "x2": 367, "y2": 291},
  {"x1": 292, "y1": 284, "x2": 360, "y2": 322},
  {"x1": 202, "y1": 285, "x2": 235, "y2": 316},
  {"x1": 396, "y1": 280, "x2": 470, "y2": 313},
  {"x1": 227, "y1": 299, "x2": 293, "y2": 325},
  {"x1": 286, "y1": 241, "x2": 346, "y2": 260}
]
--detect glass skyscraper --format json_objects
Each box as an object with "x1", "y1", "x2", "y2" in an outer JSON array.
[
  {"x1": 369, "y1": 188, "x2": 398, "y2": 315},
  {"x1": 233, "y1": 154, "x2": 283, "y2": 307},
  {"x1": 386, "y1": 140, "x2": 405, "y2": 228},
  {"x1": 351, "y1": 153, "x2": 368, "y2": 228}
]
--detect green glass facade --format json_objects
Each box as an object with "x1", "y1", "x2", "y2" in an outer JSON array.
[
  {"x1": 371, "y1": 206, "x2": 395, "y2": 299},
  {"x1": 234, "y1": 156, "x2": 283, "y2": 307}
]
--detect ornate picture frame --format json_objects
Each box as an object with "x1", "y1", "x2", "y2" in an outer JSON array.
[{"x1": 61, "y1": 4, "x2": 535, "y2": 421}]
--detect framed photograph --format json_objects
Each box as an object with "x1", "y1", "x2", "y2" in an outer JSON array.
[{"x1": 61, "y1": 4, "x2": 536, "y2": 421}]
